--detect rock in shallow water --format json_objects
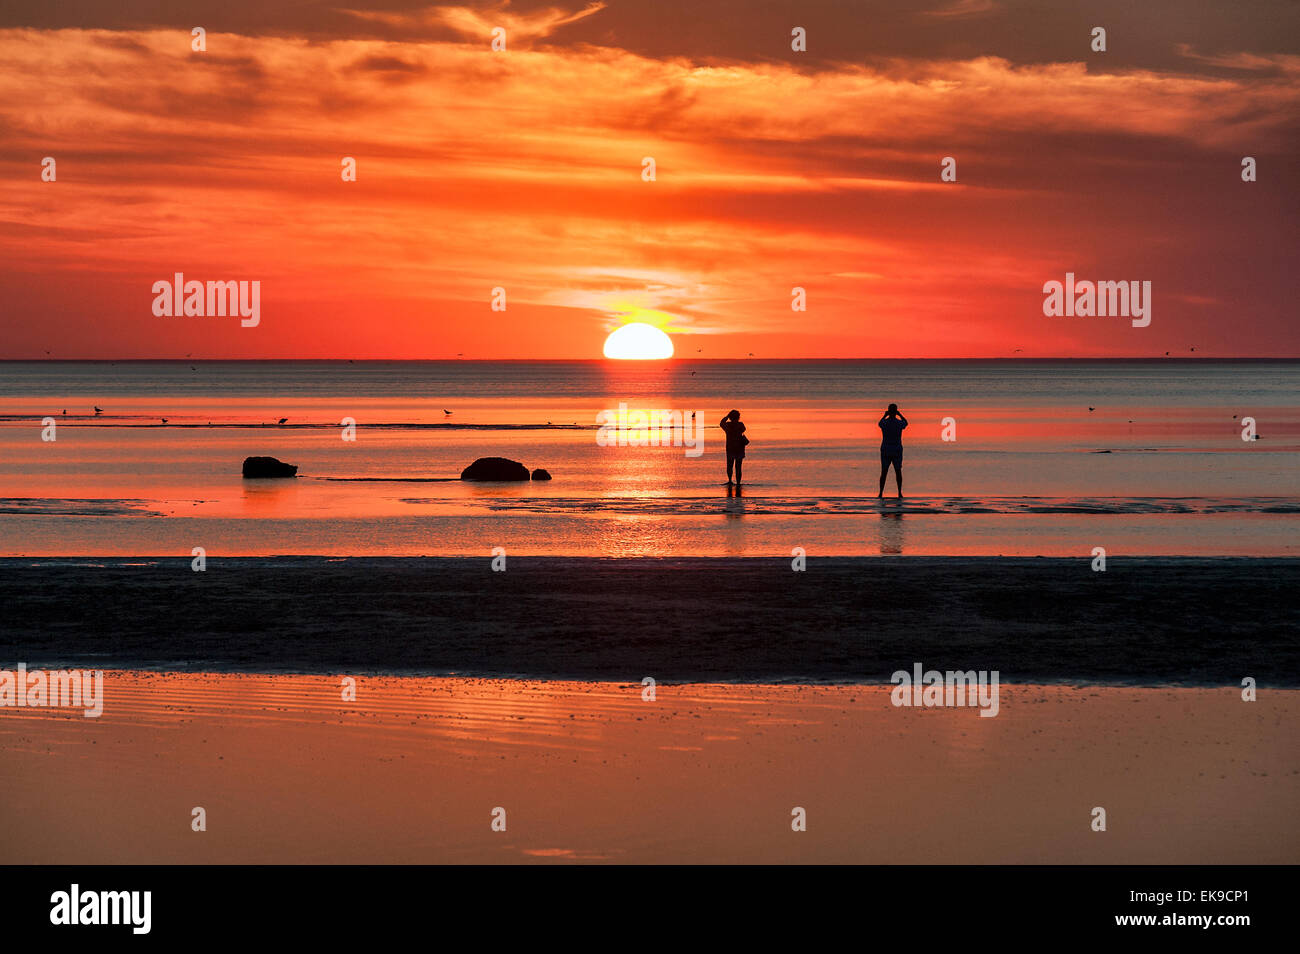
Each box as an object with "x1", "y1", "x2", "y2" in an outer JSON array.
[
  {"x1": 242, "y1": 456, "x2": 298, "y2": 478},
  {"x1": 460, "y1": 457, "x2": 531, "y2": 481},
  {"x1": 531, "y1": 468, "x2": 552, "y2": 481}
]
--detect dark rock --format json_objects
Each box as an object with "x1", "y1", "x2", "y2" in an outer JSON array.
[
  {"x1": 460, "y1": 457, "x2": 530, "y2": 481},
  {"x1": 242, "y1": 456, "x2": 298, "y2": 478},
  {"x1": 531, "y1": 468, "x2": 552, "y2": 481}
]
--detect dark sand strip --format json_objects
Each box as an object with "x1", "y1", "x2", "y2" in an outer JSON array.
[{"x1": 1, "y1": 557, "x2": 1296, "y2": 684}]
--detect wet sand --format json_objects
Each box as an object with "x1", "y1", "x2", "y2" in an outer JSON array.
[
  {"x1": 3, "y1": 557, "x2": 1297, "y2": 683},
  {"x1": 0, "y1": 673, "x2": 1295, "y2": 864}
]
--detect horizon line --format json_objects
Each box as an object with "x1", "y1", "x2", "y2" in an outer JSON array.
[{"x1": 2, "y1": 356, "x2": 1298, "y2": 363}]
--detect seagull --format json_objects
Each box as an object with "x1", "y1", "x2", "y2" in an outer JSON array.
[
  {"x1": 696, "y1": 348, "x2": 702, "y2": 353},
  {"x1": 93, "y1": 406, "x2": 103, "y2": 415},
  {"x1": 1013, "y1": 349, "x2": 1023, "y2": 353},
  {"x1": 278, "y1": 418, "x2": 288, "y2": 425},
  {"x1": 1088, "y1": 407, "x2": 1095, "y2": 411},
  {"x1": 190, "y1": 366, "x2": 197, "y2": 371},
  {"x1": 748, "y1": 352, "x2": 755, "y2": 357},
  {"x1": 690, "y1": 371, "x2": 697, "y2": 376},
  {"x1": 1190, "y1": 347, "x2": 1196, "y2": 352},
  {"x1": 61, "y1": 409, "x2": 66, "y2": 415},
  {"x1": 443, "y1": 409, "x2": 452, "y2": 416},
  {"x1": 1165, "y1": 351, "x2": 1170, "y2": 356},
  {"x1": 161, "y1": 418, "x2": 168, "y2": 424}
]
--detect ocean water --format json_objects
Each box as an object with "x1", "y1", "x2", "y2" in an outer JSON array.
[{"x1": 0, "y1": 359, "x2": 1296, "y2": 556}]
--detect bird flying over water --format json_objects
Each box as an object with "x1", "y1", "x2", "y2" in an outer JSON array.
[
  {"x1": 278, "y1": 418, "x2": 288, "y2": 424},
  {"x1": 443, "y1": 409, "x2": 452, "y2": 415},
  {"x1": 93, "y1": 406, "x2": 103, "y2": 415}
]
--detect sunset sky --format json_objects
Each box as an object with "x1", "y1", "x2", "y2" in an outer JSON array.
[{"x1": 1, "y1": 0, "x2": 1296, "y2": 359}]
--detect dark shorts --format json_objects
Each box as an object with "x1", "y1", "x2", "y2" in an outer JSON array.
[
  {"x1": 726, "y1": 447, "x2": 746, "y2": 461},
  {"x1": 881, "y1": 448, "x2": 903, "y2": 467}
]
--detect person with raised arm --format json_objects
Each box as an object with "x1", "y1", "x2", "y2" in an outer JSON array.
[
  {"x1": 720, "y1": 409, "x2": 747, "y2": 487},
  {"x1": 878, "y1": 404, "x2": 907, "y2": 498}
]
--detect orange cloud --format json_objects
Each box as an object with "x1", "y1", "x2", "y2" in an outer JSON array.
[
  {"x1": 343, "y1": 1, "x2": 608, "y2": 45},
  {"x1": 0, "y1": 20, "x2": 1295, "y2": 358}
]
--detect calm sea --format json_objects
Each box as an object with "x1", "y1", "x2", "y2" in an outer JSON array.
[{"x1": 1, "y1": 360, "x2": 1296, "y2": 556}]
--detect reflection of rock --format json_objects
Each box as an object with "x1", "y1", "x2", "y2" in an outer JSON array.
[
  {"x1": 460, "y1": 457, "x2": 530, "y2": 481},
  {"x1": 242, "y1": 456, "x2": 298, "y2": 478},
  {"x1": 531, "y1": 468, "x2": 552, "y2": 481}
]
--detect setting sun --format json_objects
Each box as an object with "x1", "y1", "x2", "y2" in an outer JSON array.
[{"x1": 603, "y1": 322, "x2": 674, "y2": 360}]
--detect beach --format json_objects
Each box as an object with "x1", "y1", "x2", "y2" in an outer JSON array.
[
  {"x1": 1, "y1": 673, "x2": 1294, "y2": 864},
  {"x1": 1, "y1": 360, "x2": 1297, "y2": 867},
  {"x1": 7, "y1": 553, "x2": 1293, "y2": 865}
]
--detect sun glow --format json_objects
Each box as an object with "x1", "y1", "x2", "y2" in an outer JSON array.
[{"x1": 603, "y1": 322, "x2": 675, "y2": 360}]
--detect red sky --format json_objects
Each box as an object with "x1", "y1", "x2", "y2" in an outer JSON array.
[{"x1": 1, "y1": 1, "x2": 1296, "y2": 359}]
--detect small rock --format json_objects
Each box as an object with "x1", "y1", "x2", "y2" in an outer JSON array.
[
  {"x1": 531, "y1": 468, "x2": 552, "y2": 481},
  {"x1": 460, "y1": 457, "x2": 530, "y2": 481},
  {"x1": 242, "y1": 456, "x2": 298, "y2": 478}
]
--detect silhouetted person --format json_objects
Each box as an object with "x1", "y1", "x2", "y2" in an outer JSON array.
[
  {"x1": 878, "y1": 403, "x2": 907, "y2": 497},
  {"x1": 720, "y1": 409, "x2": 747, "y2": 486}
]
